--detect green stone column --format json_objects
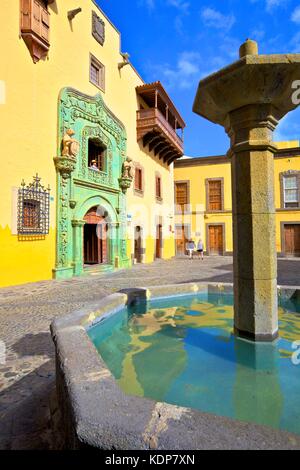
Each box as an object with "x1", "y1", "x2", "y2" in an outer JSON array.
[
  {"x1": 53, "y1": 155, "x2": 77, "y2": 280},
  {"x1": 72, "y1": 219, "x2": 86, "y2": 276},
  {"x1": 108, "y1": 222, "x2": 119, "y2": 268},
  {"x1": 227, "y1": 104, "x2": 278, "y2": 341}
]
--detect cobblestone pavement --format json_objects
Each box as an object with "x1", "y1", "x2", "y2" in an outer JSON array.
[{"x1": 0, "y1": 256, "x2": 300, "y2": 449}]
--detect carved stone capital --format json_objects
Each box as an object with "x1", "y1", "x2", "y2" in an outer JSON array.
[
  {"x1": 72, "y1": 219, "x2": 86, "y2": 228},
  {"x1": 54, "y1": 156, "x2": 77, "y2": 179},
  {"x1": 118, "y1": 176, "x2": 133, "y2": 194}
]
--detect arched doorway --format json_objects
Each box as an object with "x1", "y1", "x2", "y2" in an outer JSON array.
[{"x1": 83, "y1": 207, "x2": 108, "y2": 265}]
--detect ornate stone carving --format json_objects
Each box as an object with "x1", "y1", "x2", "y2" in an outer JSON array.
[
  {"x1": 57, "y1": 176, "x2": 70, "y2": 267},
  {"x1": 81, "y1": 126, "x2": 113, "y2": 186},
  {"x1": 54, "y1": 156, "x2": 77, "y2": 179},
  {"x1": 119, "y1": 157, "x2": 134, "y2": 194},
  {"x1": 62, "y1": 129, "x2": 80, "y2": 157},
  {"x1": 122, "y1": 156, "x2": 134, "y2": 179},
  {"x1": 54, "y1": 87, "x2": 130, "y2": 279},
  {"x1": 59, "y1": 88, "x2": 126, "y2": 155},
  {"x1": 119, "y1": 177, "x2": 133, "y2": 194},
  {"x1": 92, "y1": 11, "x2": 105, "y2": 46}
]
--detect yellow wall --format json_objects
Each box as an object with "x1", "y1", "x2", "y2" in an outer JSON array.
[
  {"x1": 174, "y1": 159, "x2": 233, "y2": 253},
  {"x1": 0, "y1": 0, "x2": 175, "y2": 287},
  {"x1": 174, "y1": 144, "x2": 300, "y2": 256},
  {"x1": 274, "y1": 152, "x2": 300, "y2": 253}
]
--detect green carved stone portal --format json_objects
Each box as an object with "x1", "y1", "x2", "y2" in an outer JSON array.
[{"x1": 53, "y1": 88, "x2": 130, "y2": 279}]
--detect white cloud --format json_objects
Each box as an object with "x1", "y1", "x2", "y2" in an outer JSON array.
[
  {"x1": 250, "y1": 0, "x2": 289, "y2": 13},
  {"x1": 291, "y1": 6, "x2": 300, "y2": 23},
  {"x1": 250, "y1": 29, "x2": 265, "y2": 41},
  {"x1": 290, "y1": 31, "x2": 300, "y2": 52},
  {"x1": 168, "y1": 0, "x2": 190, "y2": 14},
  {"x1": 266, "y1": 0, "x2": 288, "y2": 12},
  {"x1": 219, "y1": 36, "x2": 241, "y2": 60},
  {"x1": 201, "y1": 7, "x2": 236, "y2": 31},
  {"x1": 168, "y1": 0, "x2": 190, "y2": 35},
  {"x1": 153, "y1": 51, "x2": 202, "y2": 90},
  {"x1": 139, "y1": 0, "x2": 190, "y2": 12},
  {"x1": 146, "y1": 0, "x2": 155, "y2": 9}
]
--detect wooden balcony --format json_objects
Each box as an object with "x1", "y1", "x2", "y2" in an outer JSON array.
[
  {"x1": 136, "y1": 82, "x2": 185, "y2": 165},
  {"x1": 20, "y1": 0, "x2": 50, "y2": 63}
]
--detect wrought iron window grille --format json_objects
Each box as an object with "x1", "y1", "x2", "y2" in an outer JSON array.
[{"x1": 18, "y1": 174, "x2": 51, "y2": 235}]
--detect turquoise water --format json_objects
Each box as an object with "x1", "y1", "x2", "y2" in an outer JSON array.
[{"x1": 88, "y1": 293, "x2": 300, "y2": 435}]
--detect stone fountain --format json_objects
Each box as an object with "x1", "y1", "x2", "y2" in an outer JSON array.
[{"x1": 193, "y1": 40, "x2": 300, "y2": 341}]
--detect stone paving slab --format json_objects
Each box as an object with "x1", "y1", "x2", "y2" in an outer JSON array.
[{"x1": 0, "y1": 257, "x2": 300, "y2": 449}]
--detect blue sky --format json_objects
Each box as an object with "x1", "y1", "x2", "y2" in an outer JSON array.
[{"x1": 98, "y1": 0, "x2": 300, "y2": 157}]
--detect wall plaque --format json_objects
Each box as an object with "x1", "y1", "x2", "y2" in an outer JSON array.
[{"x1": 92, "y1": 11, "x2": 105, "y2": 46}]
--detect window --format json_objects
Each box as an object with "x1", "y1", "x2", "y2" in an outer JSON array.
[
  {"x1": 134, "y1": 167, "x2": 143, "y2": 192},
  {"x1": 23, "y1": 200, "x2": 40, "y2": 229},
  {"x1": 18, "y1": 175, "x2": 50, "y2": 235},
  {"x1": 207, "y1": 179, "x2": 223, "y2": 211},
  {"x1": 283, "y1": 175, "x2": 299, "y2": 208},
  {"x1": 155, "y1": 174, "x2": 162, "y2": 200},
  {"x1": 88, "y1": 139, "x2": 106, "y2": 172},
  {"x1": 90, "y1": 55, "x2": 105, "y2": 91},
  {"x1": 175, "y1": 182, "x2": 189, "y2": 211}
]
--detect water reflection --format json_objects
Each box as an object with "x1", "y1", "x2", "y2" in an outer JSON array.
[{"x1": 88, "y1": 293, "x2": 300, "y2": 435}]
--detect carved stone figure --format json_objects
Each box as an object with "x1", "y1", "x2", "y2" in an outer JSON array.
[
  {"x1": 122, "y1": 156, "x2": 134, "y2": 179},
  {"x1": 62, "y1": 129, "x2": 79, "y2": 157}
]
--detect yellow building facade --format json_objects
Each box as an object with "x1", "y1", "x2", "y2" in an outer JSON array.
[
  {"x1": 0, "y1": 0, "x2": 183, "y2": 287},
  {"x1": 174, "y1": 141, "x2": 300, "y2": 257}
]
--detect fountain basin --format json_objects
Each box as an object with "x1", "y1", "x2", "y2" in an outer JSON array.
[{"x1": 51, "y1": 282, "x2": 300, "y2": 450}]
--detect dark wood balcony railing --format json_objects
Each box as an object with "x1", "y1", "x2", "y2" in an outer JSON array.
[
  {"x1": 137, "y1": 108, "x2": 183, "y2": 148},
  {"x1": 137, "y1": 108, "x2": 184, "y2": 164},
  {"x1": 136, "y1": 82, "x2": 185, "y2": 164}
]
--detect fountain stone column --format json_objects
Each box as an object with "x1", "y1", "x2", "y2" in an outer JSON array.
[{"x1": 193, "y1": 40, "x2": 300, "y2": 341}]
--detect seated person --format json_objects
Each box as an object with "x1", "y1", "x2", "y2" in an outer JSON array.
[{"x1": 89, "y1": 159, "x2": 100, "y2": 171}]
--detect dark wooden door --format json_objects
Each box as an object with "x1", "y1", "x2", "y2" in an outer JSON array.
[
  {"x1": 84, "y1": 224, "x2": 99, "y2": 264},
  {"x1": 156, "y1": 224, "x2": 162, "y2": 259},
  {"x1": 134, "y1": 226, "x2": 142, "y2": 263},
  {"x1": 96, "y1": 221, "x2": 108, "y2": 264},
  {"x1": 284, "y1": 224, "x2": 300, "y2": 257},
  {"x1": 84, "y1": 207, "x2": 108, "y2": 265},
  {"x1": 175, "y1": 225, "x2": 187, "y2": 256},
  {"x1": 208, "y1": 225, "x2": 223, "y2": 255}
]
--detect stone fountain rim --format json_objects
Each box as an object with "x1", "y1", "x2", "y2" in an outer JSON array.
[{"x1": 50, "y1": 282, "x2": 300, "y2": 450}]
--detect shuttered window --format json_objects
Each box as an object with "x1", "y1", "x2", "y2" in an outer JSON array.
[
  {"x1": 135, "y1": 168, "x2": 143, "y2": 191},
  {"x1": 208, "y1": 180, "x2": 223, "y2": 211},
  {"x1": 175, "y1": 182, "x2": 188, "y2": 210},
  {"x1": 156, "y1": 175, "x2": 162, "y2": 199}
]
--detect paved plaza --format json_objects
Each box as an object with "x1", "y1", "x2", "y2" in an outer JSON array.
[{"x1": 0, "y1": 256, "x2": 300, "y2": 449}]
